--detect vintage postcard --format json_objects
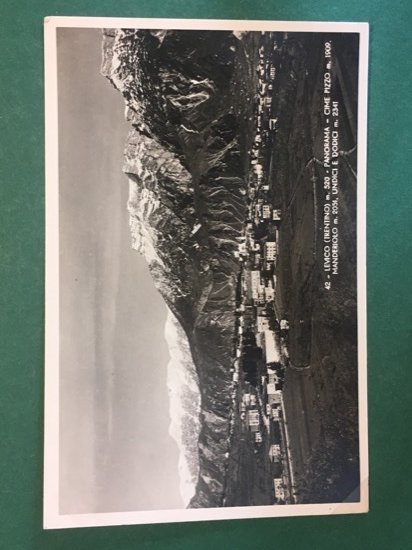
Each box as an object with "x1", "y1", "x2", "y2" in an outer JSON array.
[{"x1": 44, "y1": 17, "x2": 369, "y2": 528}]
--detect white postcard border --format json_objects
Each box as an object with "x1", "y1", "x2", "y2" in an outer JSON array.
[{"x1": 44, "y1": 16, "x2": 369, "y2": 529}]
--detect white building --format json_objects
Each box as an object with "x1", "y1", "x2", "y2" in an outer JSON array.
[
  {"x1": 238, "y1": 242, "x2": 247, "y2": 256},
  {"x1": 254, "y1": 163, "x2": 263, "y2": 176},
  {"x1": 269, "y1": 118, "x2": 277, "y2": 130},
  {"x1": 255, "y1": 432, "x2": 263, "y2": 443},
  {"x1": 264, "y1": 241, "x2": 277, "y2": 261},
  {"x1": 273, "y1": 478, "x2": 285, "y2": 500},
  {"x1": 267, "y1": 367, "x2": 280, "y2": 386},
  {"x1": 262, "y1": 204, "x2": 272, "y2": 219},
  {"x1": 271, "y1": 407, "x2": 280, "y2": 420},
  {"x1": 272, "y1": 209, "x2": 282, "y2": 221},
  {"x1": 257, "y1": 330, "x2": 281, "y2": 365},
  {"x1": 267, "y1": 383, "x2": 282, "y2": 406},
  {"x1": 269, "y1": 444, "x2": 281, "y2": 461},
  {"x1": 247, "y1": 409, "x2": 260, "y2": 432},
  {"x1": 280, "y1": 319, "x2": 289, "y2": 331},
  {"x1": 265, "y1": 285, "x2": 275, "y2": 302},
  {"x1": 249, "y1": 237, "x2": 260, "y2": 252},
  {"x1": 250, "y1": 270, "x2": 262, "y2": 301}
]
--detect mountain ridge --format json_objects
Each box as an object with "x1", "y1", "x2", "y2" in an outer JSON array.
[{"x1": 101, "y1": 27, "x2": 255, "y2": 507}]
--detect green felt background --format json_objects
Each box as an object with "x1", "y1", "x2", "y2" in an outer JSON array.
[{"x1": 1, "y1": 1, "x2": 411, "y2": 548}]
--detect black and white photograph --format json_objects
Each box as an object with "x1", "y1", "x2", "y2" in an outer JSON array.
[{"x1": 44, "y1": 17, "x2": 368, "y2": 528}]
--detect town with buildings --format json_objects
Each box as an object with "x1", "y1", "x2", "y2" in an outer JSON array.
[{"x1": 229, "y1": 36, "x2": 296, "y2": 505}]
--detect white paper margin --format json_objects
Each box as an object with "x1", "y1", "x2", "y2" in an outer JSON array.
[{"x1": 44, "y1": 16, "x2": 369, "y2": 529}]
